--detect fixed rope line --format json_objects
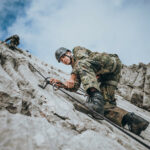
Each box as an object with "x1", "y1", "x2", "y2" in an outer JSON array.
[
  {"x1": 31, "y1": 64, "x2": 150, "y2": 150},
  {"x1": 58, "y1": 88, "x2": 150, "y2": 150},
  {"x1": 30, "y1": 64, "x2": 47, "y2": 80}
]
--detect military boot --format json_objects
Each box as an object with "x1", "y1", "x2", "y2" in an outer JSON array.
[
  {"x1": 86, "y1": 91, "x2": 105, "y2": 119},
  {"x1": 122, "y1": 112, "x2": 149, "y2": 135}
]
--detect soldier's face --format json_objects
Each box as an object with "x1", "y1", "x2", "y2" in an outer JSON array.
[{"x1": 60, "y1": 52, "x2": 71, "y2": 65}]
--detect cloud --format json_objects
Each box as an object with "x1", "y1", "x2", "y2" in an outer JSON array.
[
  {"x1": 2, "y1": 0, "x2": 150, "y2": 72},
  {"x1": 0, "y1": 0, "x2": 30, "y2": 39}
]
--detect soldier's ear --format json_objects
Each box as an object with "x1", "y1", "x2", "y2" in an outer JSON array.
[{"x1": 66, "y1": 51, "x2": 72, "y2": 55}]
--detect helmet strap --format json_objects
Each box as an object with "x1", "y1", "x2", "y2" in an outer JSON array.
[{"x1": 64, "y1": 54, "x2": 72, "y2": 65}]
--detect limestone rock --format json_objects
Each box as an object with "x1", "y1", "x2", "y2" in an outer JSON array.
[
  {"x1": 117, "y1": 63, "x2": 150, "y2": 111},
  {"x1": 0, "y1": 43, "x2": 150, "y2": 150}
]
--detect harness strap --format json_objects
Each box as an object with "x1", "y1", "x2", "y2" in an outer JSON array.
[
  {"x1": 111, "y1": 57, "x2": 117, "y2": 73},
  {"x1": 96, "y1": 56, "x2": 117, "y2": 75},
  {"x1": 102, "y1": 80, "x2": 118, "y2": 87}
]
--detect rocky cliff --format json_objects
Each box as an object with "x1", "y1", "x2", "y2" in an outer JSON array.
[
  {"x1": 0, "y1": 43, "x2": 150, "y2": 150},
  {"x1": 117, "y1": 63, "x2": 150, "y2": 111}
]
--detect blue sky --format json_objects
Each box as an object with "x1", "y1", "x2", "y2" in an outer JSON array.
[
  {"x1": 0, "y1": 0, "x2": 150, "y2": 73},
  {"x1": 0, "y1": 0, "x2": 30, "y2": 33}
]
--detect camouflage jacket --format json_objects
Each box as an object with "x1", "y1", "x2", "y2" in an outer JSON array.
[{"x1": 67, "y1": 46, "x2": 120, "y2": 92}]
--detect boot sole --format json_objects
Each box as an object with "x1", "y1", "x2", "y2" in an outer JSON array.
[
  {"x1": 133, "y1": 121, "x2": 149, "y2": 135},
  {"x1": 142, "y1": 121, "x2": 149, "y2": 131}
]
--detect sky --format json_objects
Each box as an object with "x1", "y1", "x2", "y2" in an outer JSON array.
[{"x1": 0, "y1": 0, "x2": 150, "y2": 73}]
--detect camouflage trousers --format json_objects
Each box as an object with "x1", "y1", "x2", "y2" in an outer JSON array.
[
  {"x1": 78, "y1": 56, "x2": 128, "y2": 126},
  {"x1": 99, "y1": 83, "x2": 128, "y2": 126},
  {"x1": 99, "y1": 57, "x2": 128, "y2": 126},
  {"x1": 104, "y1": 104, "x2": 127, "y2": 126}
]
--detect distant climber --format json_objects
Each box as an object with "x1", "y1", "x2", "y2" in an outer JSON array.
[
  {"x1": 3, "y1": 34, "x2": 20, "y2": 50},
  {"x1": 50, "y1": 46, "x2": 149, "y2": 135}
]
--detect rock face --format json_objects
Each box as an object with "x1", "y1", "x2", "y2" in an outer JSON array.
[
  {"x1": 0, "y1": 43, "x2": 150, "y2": 150},
  {"x1": 117, "y1": 64, "x2": 150, "y2": 111}
]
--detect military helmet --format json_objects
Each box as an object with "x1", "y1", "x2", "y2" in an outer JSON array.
[
  {"x1": 13, "y1": 34, "x2": 20, "y2": 40},
  {"x1": 55, "y1": 47, "x2": 70, "y2": 62}
]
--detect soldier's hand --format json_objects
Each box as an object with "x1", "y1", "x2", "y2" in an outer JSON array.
[
  {"x1": 64, "y1": 79, "x2": 75, "y2": 88},
  {"x1": 50, "y1": 78, "x2": 64, "y2": 88},
  {"x1": 50, "y1": 78, "x2": 60, "y2": 84}
]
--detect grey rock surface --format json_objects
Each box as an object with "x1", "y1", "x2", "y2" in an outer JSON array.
[
  {"x1": 0, "y1": 43, "x2": 150, "y2": 150},
  {"x1": 117, "y1": 63, "x2": 150, "y2": 111}
]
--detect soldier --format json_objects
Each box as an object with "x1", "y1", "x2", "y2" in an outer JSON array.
[
  {"x1": 4, "y1": 34, "x2": 20, "y2": 50},
  {"x1": 50, "y1": 46, "x2": 149, "y2": 135}
]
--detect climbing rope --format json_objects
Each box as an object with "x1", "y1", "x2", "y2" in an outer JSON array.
[{"x1": 30, "y1": 64, "x2": 150, "y2": 150}]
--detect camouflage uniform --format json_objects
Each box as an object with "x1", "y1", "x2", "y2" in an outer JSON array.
[
  {"x1": 67, "y1": 46, "x2": 128, "y2": 126},
  {"x1": 4, "y1": 35, "x2": 20, "y2": 50}
]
